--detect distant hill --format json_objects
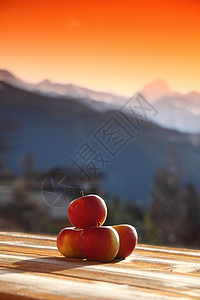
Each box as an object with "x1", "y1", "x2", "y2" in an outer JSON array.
[
  {"x1": 1, "y1": 69, "x2": 200, "y2": 133},
  {"x1": 1, "y1": 80, "x2": 200, "y2": 204}
]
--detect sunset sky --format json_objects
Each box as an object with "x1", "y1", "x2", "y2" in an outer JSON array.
[{"x1": 1, "y1": 0, "x2": 200, "y2": 96}]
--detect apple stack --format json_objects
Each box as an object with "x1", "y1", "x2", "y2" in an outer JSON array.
[{"x1": 57, "y1": 193, "x2": 138, "y2": 262}]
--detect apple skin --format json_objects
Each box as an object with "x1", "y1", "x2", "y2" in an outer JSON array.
[
  {"x1": 79, "y1": 226, "x2": 119, "y2": 262},
  {"x1": 68, "y1": 194, "x2": 107, "y2": 229},
  {"x1": 112, "y1": 224, "x2": 138, "y2": 258},
  {"x1": 57, "y1": 227, "x2": 83, "y2": 258}
]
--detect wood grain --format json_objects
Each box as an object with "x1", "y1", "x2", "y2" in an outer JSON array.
[{"x1": 0, "y1": 231, "x2": 200, "y2": 299}]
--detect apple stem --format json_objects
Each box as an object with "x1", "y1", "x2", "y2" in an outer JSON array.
[{"x1": 80, "y1": 190, "x2": 84, "y2": 197}]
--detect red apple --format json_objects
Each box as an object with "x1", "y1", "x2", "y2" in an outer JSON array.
[
  {"x1": 79, "y1": 226, "x2": 119, "y2": 262},
  {"x1": 68, "y1": 193, "x2": 107, "y2": 229},
  {"x1": 57, "y1": 227, "x2": 83, "y2": 258},
  {"x1": 113, "y1": 224, "x2": 138, "y2": 258}
]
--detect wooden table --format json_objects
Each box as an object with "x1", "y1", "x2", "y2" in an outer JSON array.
[{"x1": 0, "y1": 231, "x2": 200, "y2": 299}]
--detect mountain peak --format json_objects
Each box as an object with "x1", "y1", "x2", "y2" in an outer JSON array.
[
  {"x1": 0, "y1": 69, "x2": 16, "y2": 80},
  {"x1": 186, "y1": 90, "x2": 200, "y2": 97},
  {"x1": 149, "y1": 79, "x2": 171, "y2": 90},
  {"x1": 141, "y1": 79, "x2": 172, "y2": 102},
  {"x1": 38, "y1": 79, "x2": 52, "y2": 85}
]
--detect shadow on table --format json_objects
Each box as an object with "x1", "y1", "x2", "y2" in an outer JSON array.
[{"x1": 2, "y1": 256, "x2": 124, "y2": 276}]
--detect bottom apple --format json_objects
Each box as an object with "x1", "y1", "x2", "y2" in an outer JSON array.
[
  {"x1": 80, "y1": 226, "x2": 119, "y2": 262},
  {"x1": 57, "y1": 227, "x2": 83, "y2": 258},
  {"x1": 113, "y1": 224, "x2": 138, "y2": 258}
]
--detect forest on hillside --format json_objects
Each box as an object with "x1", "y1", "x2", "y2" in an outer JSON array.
[{"x1": 1, "y1": 114, "x2": 200, "y2": 248}]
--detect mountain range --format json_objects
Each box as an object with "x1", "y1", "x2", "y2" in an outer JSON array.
[
  {"x1": 0, "y1": 69, "x2": 200, "y2": 133},
  {"x1": 142, "y1": 80, "x2": 200, "y2": 133},
  {"x1": 0, "y1": 70, "x2": 200, "y2": 204}
]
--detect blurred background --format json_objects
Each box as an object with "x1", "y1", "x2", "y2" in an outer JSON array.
[{"x1": 0, "y1": 0, "x2": 200, "y2": 248}]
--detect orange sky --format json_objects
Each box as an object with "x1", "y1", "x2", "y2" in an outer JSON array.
[{"x1": 0, "y1": 0, "x2": 200, "y2": 95}]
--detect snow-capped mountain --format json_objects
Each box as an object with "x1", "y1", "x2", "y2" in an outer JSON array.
[
  {"x1": 0, "y1": 69, "x2": 200, "y2": 133},
  {"x1": 141, "y1": 80, "x2": 200, "y2": 133},
  {"x1": 0, "y1": 69, "x2": 127, "y2": 111},
  {"x1": 0, "y1": 69, "x2": 33, "y2": 90},
  {"x1": 141, "y1": 79, "x2": 174, "y2": 102},
  {"x1": 35, "y1": 79, "x2": 127, "y2": 105}
]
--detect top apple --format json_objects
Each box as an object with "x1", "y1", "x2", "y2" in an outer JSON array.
[{"x1": 68, "y1": 193, "x2": 107, "y2": 229}]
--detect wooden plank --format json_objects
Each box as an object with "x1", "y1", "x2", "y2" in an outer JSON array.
[{"x1": 0, "y1": 231, "x2": 200, "y2": 299}]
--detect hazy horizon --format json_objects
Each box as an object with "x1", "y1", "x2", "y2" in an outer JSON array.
[{"x1": 1, "y1": 68, "x2": 200, "y2": 98}]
